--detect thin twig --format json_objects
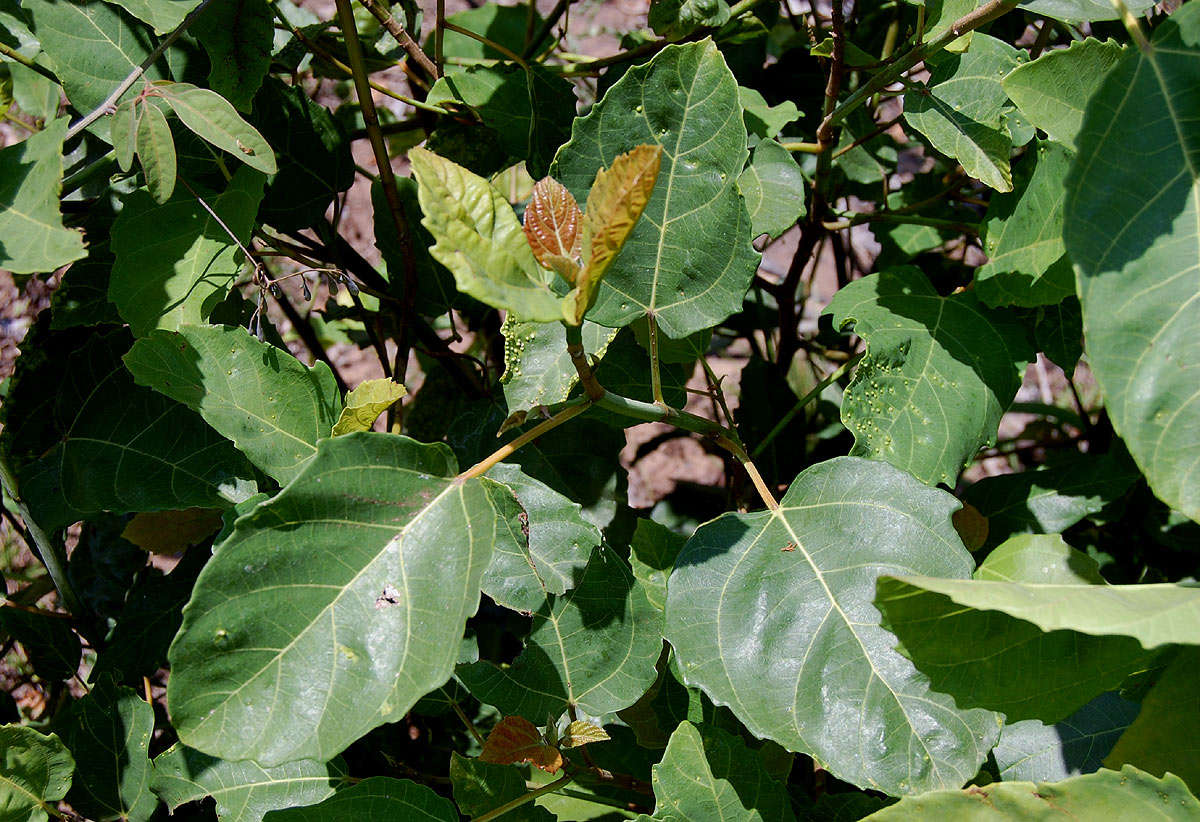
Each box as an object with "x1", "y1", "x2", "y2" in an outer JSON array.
[
  {"x1": 523, "y1": 0, "x2": 574, "y2": 58},
  {"x1": 66, "y1": 0, "x2": 216, "y2": 139},
  {"x1": 458, "y1": 401, "x2": 593, "y2": 480},
  {"x1": 355, "y1": 0, "x2": 439, "y2": 78}
]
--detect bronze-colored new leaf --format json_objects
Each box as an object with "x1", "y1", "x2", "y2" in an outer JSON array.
[
  {"x1": 479, "y1": 716, "x2": 563, "y2": 773},
  {"x1": 570, "y1": 144, "x2": 662, "y2": 323},
  {"x1": 524, "y1": 177, "x2": 583, "y2": 282}
]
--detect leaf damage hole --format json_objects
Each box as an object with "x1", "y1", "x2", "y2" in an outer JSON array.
[{"x1": 375, "y1": 584, "x2": 402, "y2": 610}]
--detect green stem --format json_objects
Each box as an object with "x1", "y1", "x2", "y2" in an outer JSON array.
[
  {"x1": 780, "y1": 141, "x2": 823, "y2": 154},
  {"x1": 819, "y1": 0, "x2": 1018, "y2": 136},
  {"x1": 646, "y1": 315, "x2": 665, "y2": 405},
  {"x1": 594, "y1": 391, "x2": 731, "y2": 438},
  {"x1": 1110, "y1": 0, "x2": 1150, "y2": 51},
  {"x1": 458, "y1": 400, "x2": 593, "y2": 480},
  {"x1": 752, "y1": 353, "x2": 863, "y2": 459},
  {"x1": 61, "y1": 150, "x2": 117, "y2": 197},
  {"x1": 823, "y1": 212, "x2": 979, "y2": 234},
  {"x1": 0, "y1": 454, "x2": 82, "y2": 616},
  {"x1": 473, "y1": 772, "x2": 572, "y2": 822},
  {"x1": 565, "y1": 323, "x2": 605, "y2": 401},
  {"x1": 334, "y1": 0, "x2": 419, "y2": 316}
]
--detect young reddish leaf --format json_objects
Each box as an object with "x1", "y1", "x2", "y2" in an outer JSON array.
[
  {"x1": 121, "y1": 508, "x2": 223, "y2": 554},
  {"x1": 523, "y1": 177, "x2": 582, "y2": 282},
  {"x1": 479, "y1": 717, "x2": 563, "y2": 774},
  {"x1": 560, "y1": 720, "x2": 610, "y2": 749},
  {"x1": 570, "y1": 144, "x2": 662, "y2": 323}
]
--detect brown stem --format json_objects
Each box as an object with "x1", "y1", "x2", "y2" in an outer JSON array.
[{"x1": 355, "y1": 0, "x2": 439, "y2": 79}]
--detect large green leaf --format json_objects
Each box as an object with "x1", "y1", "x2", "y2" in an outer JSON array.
[
  {"x1": 484, "y1": 463, "x2": 601, "y2": 614},
  {"x1": 1063, "y1": 4, "x2": 1200, "y2": 522},
  {"x1": 427, "y1": 63, "x2": 575, "y2": 179},
  {"x1": 551, "y1": 39, "x2": 759, "y2": 337},
  {"x1": 665, "y1": 457, "x2": 998, "y2": 796},
  {"x1": 994, "y1": 692, "x2": 1140, "y2": 782},
  {"x1": 0, "y1": 119, "x2": 85, "y2": 277},
  {"x1": 1105, "y1": 648, "x2": 1200, "y2": 792},
  {"x1": 449, "y1": 754, "x2": 553, "y2": 822},
  {"x1": 253, "y1": 78, "x2": 354, "y2": 232},
  {"x1": 738, "y1": 138, "x2": 806, "y2": 241},
  {"x1": 6, "y1": 328, "x2": 257, "y2": 532},
  {"x1": 629, "y1": 518, "x2": 687, "y2": 615},
  {"x1": 648, "y1": 722, "x2": 794, "y2": 822},
  {"x1": 409, "y1": 147, "x2": 569, "y2": 323},
  {"x1": 500, "y1": 317, "x2": 618, "y2": 419},
  {"x1": 167, "y1": 434, "x2": 511, "y2": 765},
  {"x1": 649, "y1": 0, "x2": 730, "y2": 40},
  {"x1": 107, "y1": 0, "x2": 198, "y2": 33},
  {"x1": 152, "y1": 744, "x2": 344, "y2": 822},
  {"x1": 261, "y1": 777, "x2": 457, "y2": 821},
  {"x1": 23, "y1": 0, "x2": 168, "y2": 140},
  {"x1": 825, "y1": 267, "x2": 1033, "y2": 486},
  {"x1": 862, "y1": 765, "x2": 1200, "y2": 819},
  {"x1": 975, "y1": 141, "x2": 1075, "y2": 308},
  {"x1": 190, "y1": 0, "x2": 272, "y2": 111},
  {"x1": 903, "y1": 34, "x2": 1023, "y2": 192},
  {"x1": 0, "y1": 725, "x2": 74, "y2": 822},
  {"x1": 458, "y1": 547, "x2": 662, "y2": 721},
  {"x1": 1002, "y1": 38, "x2": 1124, "y2": 151},
  {"x1": 124, "y1": 324, "x2": 343, "y2": 484},
  {"x1": 963, "y1": 448, "x2": 1139, "y2": 546},
  {"x1": 54, "y1": 680, "x2": 156, "y2": 822},
  {"x1": 109, "y1": 166, "x2": 264, "y2": 336},
  {"x1": 874, "y1": 541, "x2": 1193, "y2": 721}
]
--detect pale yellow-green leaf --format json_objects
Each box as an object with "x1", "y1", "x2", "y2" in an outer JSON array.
[
  {"x1": 331, "y1": 379, "x2": 407, "y2": 436},
  {"x1": 559, "y1": 720, "x2": 610, "y2": 749},
  {"x1": 121, "y1": 508, "x2": 222, "y2": 554},
  {"x1": 409, "y1": 148, "x2": 571, "y2": 323}
]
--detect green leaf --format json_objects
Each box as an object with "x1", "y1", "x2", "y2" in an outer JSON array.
[
  {"x1": 459, "y1": 547, "x2": 662, "y2": 721},
  {"x1": 903, "y1": 34, "x2": 1023, "y2": 192},
  {"x1": 107, "y1": 0, "x2": 198, "y2": 33},
  {"x1": 156, "y1": 82, "x2": 277, "y2": 174},
  {"x1": 191, "y1": 0, "x2": 273, "y2": 111},
  {"x1": 649, "y1": 722, "x2": 794, "y2": 822},
  {"x1": 5, "y1": 328, "x2": 258, "y2": 532},
  {"x1": 501, "y1": 317, "x2": 618, "y2": 419},
  {"x1": 23, "y1": 0, "x2": 168, "y2": 141},
  {"x1": 1018, "y1": 0, "x2": 1156, "y2": 24},
  {"x1": 738, "y1": 87, "x2": 800, "y2": 143},
  {"x1": 874, "y1": 555, "x2": 1194, "y2": 721},
  {"x1": 0, "y1": 725, "x2": 73, "y2": 822},
  {"x1": 9, "y1": 63, "x2": 61, "y2": 123},
  {"x1": 975, "y1": 141, "x2": 1075, "y2": 308},
  {"x1": 1034, "y1": 297, "x2": 1083, "y2": 372},
  {"x1": 995, "y1": 692, "x2": 1140, "y2": 782},
  {"x1": 825, "y1": 267, "x2": 1033, "y2": 486},
  {"x1": 109, "y1": 166, "x2": 264, "y2": 336},
  {"x1": 409, "y1": 147, "x2": 569, "y2": 323},
  {"x1": 649, "y1": 0, "x2": 730, "y2": 40},
  {"x1": 0, "y1": 118, "x2": 85, "y2": 277},
  {"x1": 55, "y1": 680, "x2": 156, "y2": 822},
  {"x1": 1105, "y1": 648, "x2": 1200, "y2": 792},
  {"x1": 428, "y1": 4, "x2": 534, "y2": 61},
  {"x1": 449, "y1": 754, "x2": 554, "y2": 822},
  {"x1": 629, "y1": 518, "x2": 686, "y2": 614},
  {"x1": 260, "y1": 776, "x2": 457, "y2": 821},
  {"x1": 331, "y1": 378, "x2": 405, "y2": 436},
  {"x1": 135, "y1": 101, "x2": 178, "y2": 203},
  {"x1": 167, "y1": 434, "x2": 507, "y2": 765},
  {"x1": 1063, "y1": 5, "x2": 1200, "y2": 522},
  {"x1": 111, "y1": 100, "x2": 138, "y2": 172},
  {"x1": 1002, "y1": 38, "x2": 1124, "y2": 151},
  {"x1": 427, "y1": 63, "x2": 575, "y2": 178},
  {"x1": 152, "y1": 744, "x2": 344, "y2": 822},
  {"x1": 665, "y1": 457, "x2": 998, "y2": 796},
  {"x1": 253, "y1": 78, "x2": 354, "y2": 233},
  {"x1": 124, "y1": 324, "x2": 344, "y2": 484},
  {"x1": 552, "y1": 39, "x2": 759, "y2": 337},
  {"x1": 372, "y1": 177, "x2": 457, "y2": 315},
  {"x1": 973, "y1": 534, "x2": 1105, "y2": 584},
  {"x1": 963, "y1": 448, "x2": 1140, "y2": 546},
  {"x1": 0, "y1": 607, "x2": 81, "y2": 682},
  {"x1": 484, "y1": 463, "x2": 602, "y2": 614},
  {"x1": 861, "y1": 765, "x2": 1200, "y2": 820},
  {"x1": 738, "y1": 139, "x2": 806, "y2": 240}
]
